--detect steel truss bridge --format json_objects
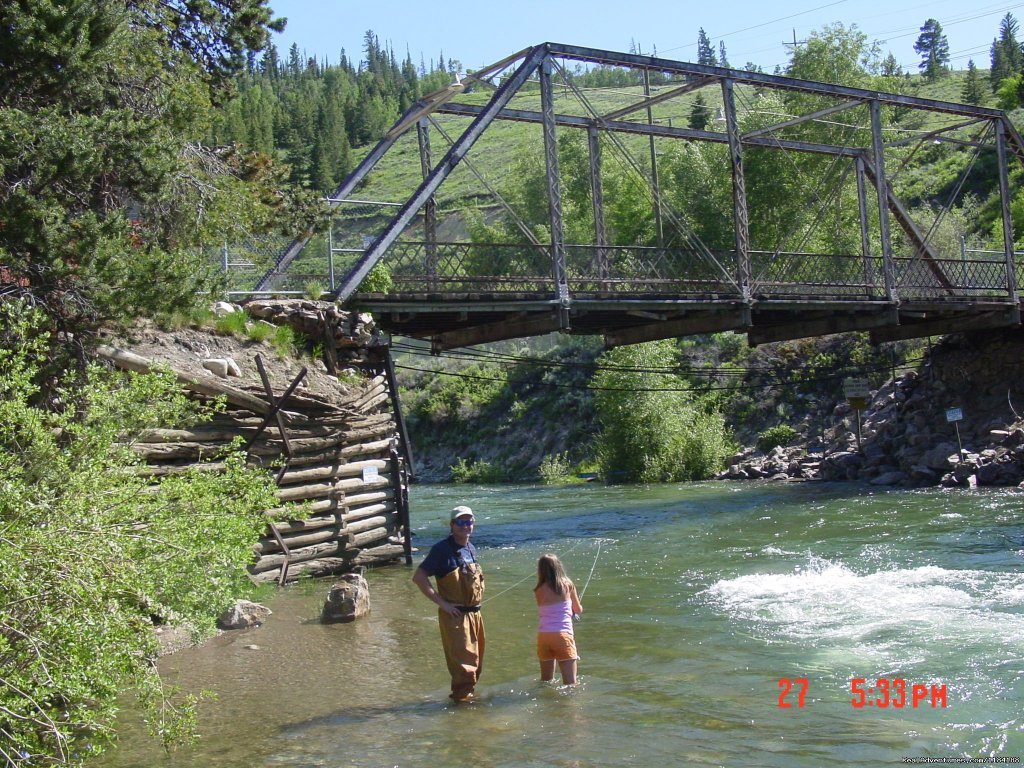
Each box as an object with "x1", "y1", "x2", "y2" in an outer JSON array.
[{"x1": 253, "y1": 42, "x2": 1024, "y2": 351}]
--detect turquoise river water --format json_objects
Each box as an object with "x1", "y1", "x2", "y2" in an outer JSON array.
[{"x1": 96, "y1": 481, "x2": 1024, "y2": 767}]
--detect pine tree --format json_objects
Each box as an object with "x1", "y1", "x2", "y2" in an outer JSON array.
[
  {"x1": 990, "y1": 14, "x2": 1022, "y2": 93},
  {"x1": 914, "y1": 19, "x2": 950, "y2": 81},
  {"x1": 689, "y1": 91, "x2": 710, "y2": 130},
  {"x1": 719, "y1": 41, "x2": 729, "y2": 68},
  {"x1": 696, "y1": 28, "x2": 716, "y2": 66},
  {"x1": 961, "y1": 60, "x2": 986, "y2": 105}
]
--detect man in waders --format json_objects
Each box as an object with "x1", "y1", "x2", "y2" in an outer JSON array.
[{"x1": 412, "y1": 505, "x2": 485, "y2": 703}]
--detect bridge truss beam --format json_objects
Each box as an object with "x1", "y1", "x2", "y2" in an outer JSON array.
[{"x1": 257, "y1": 42, "x2": 1024, "y2": 348}]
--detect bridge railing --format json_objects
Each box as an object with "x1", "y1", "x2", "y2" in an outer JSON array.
[
  {"x1": 238, "y1": 234, "x2": 1020, "y2": 305},
  {"x1": 894, "y1": 251, "x2": 1015, "y2": 299},
  {"x1": 372, "y1": 241, "x2": 1020, "y2": 301},
  {"x1": 380, "y1": 241, "x2": 743, "y2": 296},
  {"x1": 750, "y1": 250, "x2": 881, "y2": 299}
]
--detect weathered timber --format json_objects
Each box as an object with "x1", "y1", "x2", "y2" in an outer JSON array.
[
  {"x1": 275, "y1": 473, "x2": 393, "y2": 502},
  {"x1": 356, "y1": 390, "x2": 391, "y2": 413},
  {"x1": 276, "y1": 458, "x2": 388, "y2": 486},
  {"x1": 249, "y1": 525, "x2": 390, "y2": 573},
  {"x1": 249, "y1": 544, "x2": 406, "y2": 583},
  {"x1": 255, "y1": 526, "x2": 346, "y2": 554},
  {"x1": 250, "y1": 541, "x2": 350, "y2": 573},
  {"x1": 133, "y1": 435, "x2": 394, "y2": 464},
  {"x1": 264, "y1": 489, "x2": 394, "y2": 525},
  {"x1": 254, "y1": 507, "x2": 397, "y2": 554},
  {"x1": 109, "y1": 304, "x2": 412, "y2": 584},
  {"x1": 352, "y1": 376, "x2": 387, "y2": 409}
]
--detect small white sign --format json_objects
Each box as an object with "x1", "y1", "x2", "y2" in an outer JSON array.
[
  {"x1": 843, "y1": 378, "x2": 870, "y2": 399},
  {"x1": 945, "y1": 407, "x2": 963, "y2": 423},
  {"x1": 362, "y1": 465, "x2": 379, "y2": 482}
]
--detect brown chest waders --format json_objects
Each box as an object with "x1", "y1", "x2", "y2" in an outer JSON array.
[{"x1": 435, "y1": 562, "x2": 485, "y2": 701}]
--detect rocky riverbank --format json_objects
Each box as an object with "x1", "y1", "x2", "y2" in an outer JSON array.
[{"x1": 719, "y1": 329, "x2": 1024, "y2": 488}]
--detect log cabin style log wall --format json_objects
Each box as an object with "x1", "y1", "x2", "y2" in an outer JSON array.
[{"x1": 99, "y1": 300, "x2": 413, "y2": 585}]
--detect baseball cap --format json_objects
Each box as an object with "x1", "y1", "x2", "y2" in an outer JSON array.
[{"x1": 450, "y1": 505, "x2": 474, "y2": 521}]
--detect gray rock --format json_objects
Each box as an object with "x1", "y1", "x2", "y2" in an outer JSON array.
[
  {"x1": 218, "y1": 600, "x2": 272, "y2": 630},
  {"x1": 870, "y1": 471, "x2": 910, "y2": 486},
  {"x1": 321, "y1": 572, "x2": 371, "y2": 624}
]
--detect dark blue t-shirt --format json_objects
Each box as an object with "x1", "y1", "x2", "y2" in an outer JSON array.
[{"x1": 418, "y1": 535, "x2": 478, "y2": 579}]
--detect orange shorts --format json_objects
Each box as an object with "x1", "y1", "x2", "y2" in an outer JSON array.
[{"x1": 536, "y1": 631, "x2": 578, "y2": 662}]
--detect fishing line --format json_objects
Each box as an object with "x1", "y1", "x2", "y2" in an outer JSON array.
[
  {"x1": 579, "y1": 538, "x2": 604, "y2": 599},
  {"x1": 480, "y1": 537, "x2": 586, "y2": 606}
]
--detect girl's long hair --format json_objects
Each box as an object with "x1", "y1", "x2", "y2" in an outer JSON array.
[{"x1": 535, "y1": 553, "x2": 574, "y2": 598}]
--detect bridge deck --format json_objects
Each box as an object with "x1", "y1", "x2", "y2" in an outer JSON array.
[{"x1": 353, "y1": 290, "x2": 1022, "y2": 349}]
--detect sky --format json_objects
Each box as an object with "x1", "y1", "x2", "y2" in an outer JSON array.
[{"x1": 266, "y1": 0, "x2": 1024, "y2": 76}]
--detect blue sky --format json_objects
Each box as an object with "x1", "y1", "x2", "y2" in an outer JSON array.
[{"x1": 266, "y1": 0, "x2": 1023, "y2": 75}]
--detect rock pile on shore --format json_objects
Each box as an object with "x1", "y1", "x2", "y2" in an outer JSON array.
[{"x1": 718, "y1": 330, "x2": 1024, "y2": 488}]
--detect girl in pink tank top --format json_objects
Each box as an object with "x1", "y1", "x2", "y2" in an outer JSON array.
[{"x1": 534, "y1": 553, "x2": 584, "y2": 685}]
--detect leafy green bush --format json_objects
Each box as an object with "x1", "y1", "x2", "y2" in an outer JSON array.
[
  {"x1": 417, "y1": 363, "x2": 508, "y2": 423},
  {"x1": 757, "y1": 424, "x2": 799, "y2": 452},
  {"x1": 359, "y1": 263, "x2": 394, "y2": 293},
  {"x1": 0, "y1": 301, "x2": 278, "y2": 763},
  {"x1": 594, "y1": 340, "x2": 732, "y2": 483},
  {"x1": 449, "y1": 457, "x2": 506, "y2": 483},
  {"x1": 538, "y1": 452, "x2": 573, "y2": 484}
]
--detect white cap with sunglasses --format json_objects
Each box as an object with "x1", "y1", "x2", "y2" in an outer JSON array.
[{"x1": 450, "y1": 506, "x2": 474, "y2": 524}]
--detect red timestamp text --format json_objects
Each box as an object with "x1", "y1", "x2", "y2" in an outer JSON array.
[
  {"x1": 777, "y1": 678, "x2": 948, "y2": 709},
  {"x1": 850, "y1": 678, "x2": 947, "y2": 709}
]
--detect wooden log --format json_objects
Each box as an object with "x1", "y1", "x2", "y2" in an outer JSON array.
[
  {"x1": 132, "y1": 441, "x2": 231, "y2": 461},
  {"x1": 352, "y1": 376, "x2": 387, "y2": 409},
  {"x1": 248, "y1": 544, "x2": 406, "y2": 583},
  {"x1": 344, "y1": 501, "x2": 396, "y2": 524},
  {"x1": 349, "y1": 543, "x2": 407, "y2": 567},
  {"x1": 274, "y1": 473, "x2": 393, "y2": 502},
  {"x1": 337, "y1": 421, "x2": 396, "y2": 443},
  {"x1": 276, "y1": 458, "x2": 389, "y2": 487},
  {"x1": 346, "y1": 512, "x2": 396, "y2": 537},
  {"x1": 254, "y1": 525, "x2": 347, "y2": 554},
  {"x1": 250, "y1": 541, "x2": 349, "y2": 573},
  {"x1": 136, "y1": 427, "x2": 259, "y2": 443},
  {"x1": 263, "y1": 489, "x2": 394, "y2": 525},
  {"x1": 133, "y1": 433, "x2": 392, "y2": 462},
  {"x1": 357, "y1": 390, "x2": 391, "y2": 413},
  {"x1": 249, "y1": 556, "x2": 356, "y2": 583},
  {"x1": 253, "y1": 511, "x2": 397, "y2": 555},
  {"x1": 350, "y1": 525, "x2": 389, "y2": 549},
  {"x1": 253, "y1": 437, "x2": 394, "y2": 469},
  {"x1": 263, "y1": 500, "x2": 397, "y2": 538}
]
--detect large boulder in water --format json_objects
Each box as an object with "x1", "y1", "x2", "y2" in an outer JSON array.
[{"x1": 321, "y1": 572, "x2": 371, "y2": 623}]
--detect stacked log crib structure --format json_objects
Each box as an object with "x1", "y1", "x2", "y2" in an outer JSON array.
[{"x1": 98, "y1": 300, "x2": 413, "y2": 585}]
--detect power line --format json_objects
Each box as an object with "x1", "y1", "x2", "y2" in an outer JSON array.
[{"x1": 393, "y1": 353, "x2": 927, "y2": 394}]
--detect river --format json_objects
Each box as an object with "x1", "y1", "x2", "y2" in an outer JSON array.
[{"x1": 96, "y1": 480, "x2": 1024, "y2": 767}]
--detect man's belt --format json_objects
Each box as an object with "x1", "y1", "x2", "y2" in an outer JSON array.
[{"x1": 455, "y1": 605, "x2": 481, "y2": 613}]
